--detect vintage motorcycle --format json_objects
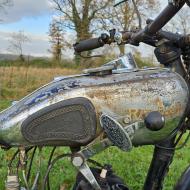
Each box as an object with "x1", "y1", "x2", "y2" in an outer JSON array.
[{"x1": 1, "y1": 0, "x2": 190, "y2": 189}]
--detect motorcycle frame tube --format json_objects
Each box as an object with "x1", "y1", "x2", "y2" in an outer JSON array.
[{"x1": 143, "y1": 136, "x2": 176, "y2": 190}]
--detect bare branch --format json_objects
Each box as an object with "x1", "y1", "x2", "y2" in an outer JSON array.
[
  {"x1": 8, "y1": 30, "x2": 30, "y2": 58},
  {"x1": 168, "y1": 7, "x2": 190, "y2": 35},
  {"x1": 132, "y1": 0, "x2": 142, "y2": 29}
]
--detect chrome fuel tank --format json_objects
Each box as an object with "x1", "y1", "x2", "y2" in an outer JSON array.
[{"x1": 0, "y1": 68, "x2": 188, "y2": 147}]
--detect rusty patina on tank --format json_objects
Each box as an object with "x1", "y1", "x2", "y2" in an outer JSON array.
[{"x1": 0, "y1": 67, "x2": 188, "y2": 147}]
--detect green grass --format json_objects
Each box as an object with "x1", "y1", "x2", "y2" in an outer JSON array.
[
  {"x1": 0, "y1": 100, "x2": 11, "y2": 111},
  {"x1": 0, "y1": 101, "x2": 190, "y2": 189},
  {"x1": 0, "y1": 138, "x2": 189, "y2": 190}
]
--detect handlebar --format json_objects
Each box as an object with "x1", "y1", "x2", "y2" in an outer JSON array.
[
  {"x1": 73, "y1": 1, "x2": 187, "y2": 54},
  {"x1": 73, "y1": 31, "x2": 132, "y2": 54}
]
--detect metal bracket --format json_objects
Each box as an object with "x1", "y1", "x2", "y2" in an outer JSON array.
[
  {"x1": 76, "y1": 162, "x2": 102, "y2": 190},
  {"x1": 71, "y1": 114, "x2": 143, "y2": 190},
  {"x1": 71, "y1": 139, "x2": 112, "y2": 190}
]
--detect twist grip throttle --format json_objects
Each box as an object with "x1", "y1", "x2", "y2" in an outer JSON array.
[{"x1": 73, "y1": 33, "x2": 110, "y2": 53}]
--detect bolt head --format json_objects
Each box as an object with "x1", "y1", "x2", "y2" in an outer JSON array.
[{"x1": 72, "y1": 156, "x2": 84, "y2": 167}]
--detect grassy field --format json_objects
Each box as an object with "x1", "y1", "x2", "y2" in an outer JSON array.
[
  {"x1": 0, "y1": 66, "x2": 79, "y2": 100},
  {"x1": 0, "y1": 66, "x2": 190, "y2": 190}
]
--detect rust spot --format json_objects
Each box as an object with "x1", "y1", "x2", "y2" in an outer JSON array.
[
  {"x1": 127, "y1": 109, "x2": 151, "y2": 120},
  {"x1": 126, "y1": 102, "x2": 183, "y2": 121},
  {"x1": 155, "y1": 97, "x2": 164, "y2": 110},
  {"x1": 86, "y1": 87, "x2": 116, "y2": 102},
  {"x1": 164, "y1": 102, "x2": 182, "y2": 117}
]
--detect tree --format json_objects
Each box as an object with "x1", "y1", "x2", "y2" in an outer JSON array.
[
  {"x1": 49, "y1": 19, "x2": 65, "y2": 62},
  {"x1": 51, "y1": 0, "x2": 112, "y2": 64},
  {"x1": 51, "y1": 0, "x2": 111, "y2": 41},
  {"x1": 8, "y1": 30, "x2": 30, "y2": 61}
]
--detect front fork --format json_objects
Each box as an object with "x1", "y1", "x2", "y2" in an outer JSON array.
[{"x1": 143, "y1": 137, "x2": 176, "y2": 190}]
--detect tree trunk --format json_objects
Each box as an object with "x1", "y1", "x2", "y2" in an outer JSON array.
[{"x1": 75, "y1": 21, "x2": 92, "y2": 65}]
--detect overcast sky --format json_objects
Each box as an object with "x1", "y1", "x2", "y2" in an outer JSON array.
[{"x1": 0, "y1": 0, "x2": 169, "y2": 58}]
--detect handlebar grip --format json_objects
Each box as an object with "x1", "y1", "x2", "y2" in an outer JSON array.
[{"x1": 74, "y1": 37, "x2": 105, "y2": 53}]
